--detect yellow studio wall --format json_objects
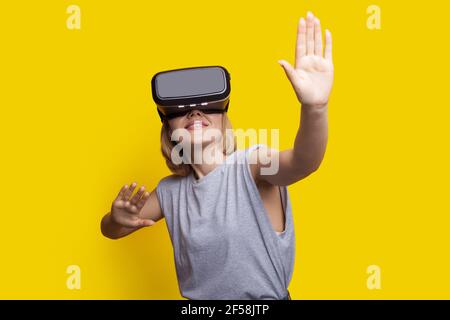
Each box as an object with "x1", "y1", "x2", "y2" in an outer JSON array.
[{"x1": 0, "y1": 0, "x2": 449, "y2": 299}]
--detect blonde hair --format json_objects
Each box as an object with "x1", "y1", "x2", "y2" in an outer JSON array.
[{"x1": 160, "y1": 112, "x2": 236, "y2": 176}]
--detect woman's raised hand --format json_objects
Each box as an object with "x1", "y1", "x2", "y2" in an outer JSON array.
[
  {"x1": 110, "y1": 182, "x2": 155, "y2": 228},
  {"x1": 278, "y1": 11, "x2": 334, "y2": 108}
]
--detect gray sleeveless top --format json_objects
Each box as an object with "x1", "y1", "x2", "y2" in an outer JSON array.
[{"x1": 156, "y1": 144, "x2": 295, "y2": 300}]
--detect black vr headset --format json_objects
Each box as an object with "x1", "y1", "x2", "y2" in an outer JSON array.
[{"x1": 151, "y1": 65, "x2": 231, "y2": 122}]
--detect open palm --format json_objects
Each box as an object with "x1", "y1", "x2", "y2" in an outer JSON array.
[
  {"x1": 111, "y1": 182, "x2": 154, "y2": 228},
  {"x1": 278, "y1": 11, "x2": 334, "y2": 107}
]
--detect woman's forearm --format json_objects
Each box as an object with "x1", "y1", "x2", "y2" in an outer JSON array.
[
  {"x1": 292, "y1": 103, "x2": 329, "y2": 173},
  {"x1": 277, "y1": 11, "x2": 333, "y2": 177}
]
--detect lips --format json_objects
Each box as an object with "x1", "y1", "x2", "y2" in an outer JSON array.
[{"x1": 185, "y1": 119, "x2": 209, "y2": 130}]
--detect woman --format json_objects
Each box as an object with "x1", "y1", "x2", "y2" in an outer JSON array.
[{"x1": 101, "y1": 11, "x2": 334, "y2": 300}]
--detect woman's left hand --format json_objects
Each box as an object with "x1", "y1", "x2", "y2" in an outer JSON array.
[{"x1": 278, "y1": 11, "x2": 334, "y2": 108}]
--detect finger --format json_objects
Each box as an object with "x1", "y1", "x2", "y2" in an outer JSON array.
[
  {"x1": 136, "y1": 192, "x2": 150, "y2": 210},
  {"x1": 138, "y1": 219, "x2": 155, "y2": 227},
  {"x1": 295, "y1": 17, "x2": 306, "y2": 68},
  {"x1": 314, "y1": 18, "x2": 323, "y2": 56},
  {"x1": 116, "y1": 215, "x2": 155, "y2": 228},
  {"x1": 112, "y1": 199, "x2": 125, "y2": 209},
  {"x1": 278, "y1": 60, "x2": 298, "y2": 87},
  {"x1": 123, "y1": 182, "x2": 137, "y2": 200},
  {"x1": 128, "y1": 204, "x2": 139, "y2": 214},
  {"x1": 114, "y1": 184, "x2": 128, "y2": 202},
  {"x1": 324, "y1": 29, "x2": 333, "y2": 61},
  {"x1": 130, "y1": 186, "x2": 145, "y2": 205},
  {"x1": 306, "y1": 11, "x2": 315, "y2": 55}
]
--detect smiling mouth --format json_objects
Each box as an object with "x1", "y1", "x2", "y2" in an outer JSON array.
[{"x1": 185, "y1": 120, "x2": 209, "y2": 130}]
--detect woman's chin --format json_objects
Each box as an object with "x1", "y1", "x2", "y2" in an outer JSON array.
[
  {"x1": 190, "y1": 129, "x2": 222, "y2": 145},
  {"x1": 190, "y1": 138, "x2": 216, "y2": 148}
]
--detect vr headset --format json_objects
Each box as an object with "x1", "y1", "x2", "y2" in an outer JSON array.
[{"x1": 151, "y1": 65, "x2": 231, "y2": 122}]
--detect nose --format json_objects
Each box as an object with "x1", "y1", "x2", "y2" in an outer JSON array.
[{"x1": 187, "y1": 109, "x2": 203, "y2": 118}]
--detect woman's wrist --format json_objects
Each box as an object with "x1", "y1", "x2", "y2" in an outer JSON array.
[
  {"x1": 301, "y1": 102, "x2": 329, "y2": 117},
  {"x1": 102, "y1": 212, "x2": 126, "y2": 239}
]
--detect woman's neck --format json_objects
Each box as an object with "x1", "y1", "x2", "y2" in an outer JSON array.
[{"x1": 189, "y1": 144, "x2": 226, "y2": 180}]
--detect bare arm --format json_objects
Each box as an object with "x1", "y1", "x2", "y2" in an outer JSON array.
[
  {"x1": 251, "y1": 11, "x2": 334, "y2": 186},
  {"x1": 101, "y1": 182, "x2": 163, "y2": 240}
]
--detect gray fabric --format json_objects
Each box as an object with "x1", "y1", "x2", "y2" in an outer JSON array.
[{"x1": 156, "y1": 144, "x2": 295, "y2": 300}]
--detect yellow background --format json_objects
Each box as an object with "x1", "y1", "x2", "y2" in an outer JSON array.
[{"x1": 1, "y1": 0, "x2": 449, "y2": 299}]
